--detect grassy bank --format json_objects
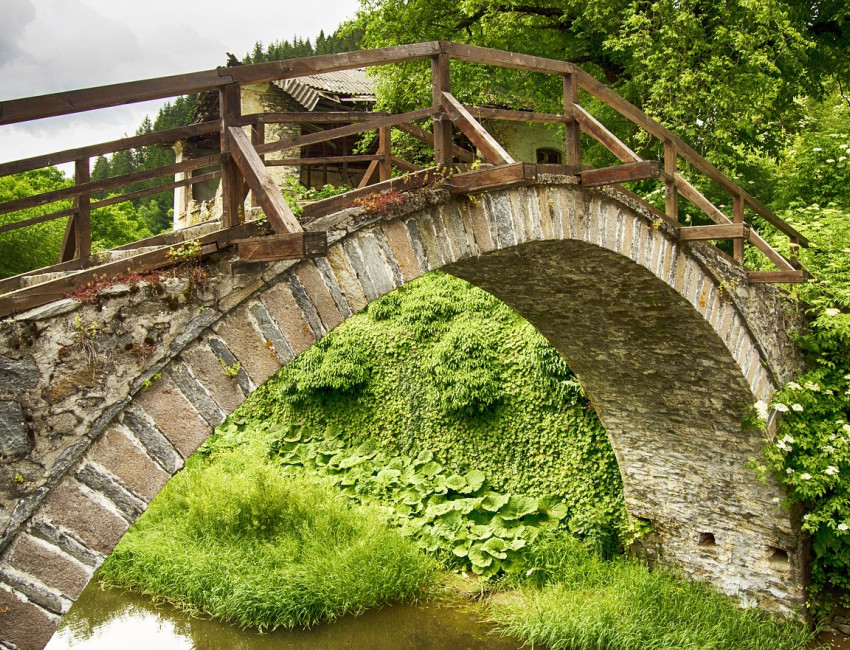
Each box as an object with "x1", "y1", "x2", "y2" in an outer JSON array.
[
  {"x1": 489, "y1": 536, "x2": 816, "y2": 650},
  {"x1": 98, "y1": 440, "x2": 437, "y2": 630}
]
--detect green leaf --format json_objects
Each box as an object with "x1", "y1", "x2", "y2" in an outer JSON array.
[
  {"x1": 479, "y1": 492, "x2": 510, "y2": 512},
  {"x1": 499, "y1": 495, "x2": 539, "y2": 520},
  {"x1": 465, "y1": 470, "x2": 486, "y2": 493}
]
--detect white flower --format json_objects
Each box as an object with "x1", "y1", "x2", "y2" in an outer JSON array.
[
  {"x1": 786, "y1": 467, "x2": 795, "y2": 474},
  {"x1": 754, "y1": 401, "x2": 769, "y2": 421},
  {"x1": 792, "y1": 403, "x2": 804, "y2": 412},
  {"x1": 840, "y1": 156, "x2": 848, "y2": 162},
  {"x1": 804, "y1": 382, "x2": 821, "y2": 391},
  {"x1": 827, "y1": 158, "x2": 836, "y2": 163},
  {"x1": 844, "y1": 424, "x2": 850, "y2": 434},
  {"x1": 844, "y1": 374, "x2": 850, "y2": 381},
  {"x1": 830, "y1": 433, "x2": 837, "y2": 441},
  {"x1": 839, "y1": 523, "x2": 849, "y2": 532},
  {"x1": 824, "y1": 445, "x2": 835, "y2": 453},
  {"x1": 774, "y1": 403, "x2": 789, "y2": 412},
  {"x1": 777, "y1": 439, "x2": 793, "y2": 452},
  {"x1": 772, "y1": 497, "x2": 781, "y2": 504},
  {"x1": 824, "y1": 308, "x2": 840, "y2": 317},
  {"x1": 813, "y1": 147, "x2": 823, "y2": 152},
  {"x1": 825, "y1": 389, "x2": 834, "y2": 395},
  {"x1": 786, "y1": 382, "x2": 802, "y2": 390},
  {"x1": 839, "y1": 420, "x2": 847, "y2": 425},
  {"x1": 804, "y1": 513, "x2": 811, "y2": 520},
  {"x1": 825, "y1": 466, "x2": 839, "y2": 476},
  {"x1": 801, "y1": 473, "x2": 812, "y2": 480}
]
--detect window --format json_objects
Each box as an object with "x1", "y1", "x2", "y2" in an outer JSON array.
[{"x1": 536, "y1": 148, "x2": 562, "y2": 164}]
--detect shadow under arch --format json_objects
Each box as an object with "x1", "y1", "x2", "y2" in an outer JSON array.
[{"x1": 0, "y1": 179, "x2": 808, "y2": 650}]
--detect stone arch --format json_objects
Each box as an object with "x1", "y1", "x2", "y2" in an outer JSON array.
[{"x1": 0, "y1": 178, "x2": 807, "y2": 649}]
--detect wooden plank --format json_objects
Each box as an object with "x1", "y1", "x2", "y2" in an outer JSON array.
[
  {"x1": 563, "y1": 74, "x2": 581, "y2": 167},
  {"x1": 241, "y1": 111, "x2": 388, "y2": 126},
  {"x1": 571, "y1": 67, "x2": 808, "y2": 246},
  {"x1": 664, "y1": 141, "x2": 678, "y2": 221},
  {"x1": 227, "y1": 126, "x2": 301, "y2": 233},
  {"x1": 265, "y1": 155, "x2": 381, "y2": 167},
  {"x1": 378, "y1": 126, "x2": 392, "y2": 182},
  {"x1": 440, "y1": 42, "x2": 577, "y2": 76},
  {"x1": 747, "y1": 229, "x2": 796, "y2": 272},
  {"x1": 222, "y1": 42, "x2": 442, "y2": 85},
  {"x1": 0, "y1": 121, "x2": 220, "y2": 178},
  {"x1": 390, "y1": 156, "x2": 422, "y2": 173},
  {"x1": 74, "y1": 158, "x2": 91, "y2": 260},
  {"x1": 394, "y1": 122, "x2": 474, "y2": 163},
  {"x1": 580, "y1": 161, "x2": 659, "y2": 187},
  {"x1": 748, "y1": 270, "x2": 809, "y2": 284},
  {"x1": 0, "y1": 71, "x2": 232, "y2": 126},
  {"x1": 234, "y1": 232, "x2": 327, "y2": 262},
  {"x1": 573, "y1": 105, "x2": 640, "y2": 164},
  {"x1": 679, "y1": 223, "x2": 749, "y2": 241},
  {"x1": 446, "y1": 162, "x2": 536, "y2": 194},
  {"x1": 667, "y1": 173, "x2": 731, "y2": 225},
  {"x1": 0, "y1": 155, "x2": 222, "y2": 217},
  {"x1": 357, "y1": 160, "x2": 380, "y2": 189},
  {"x1": 219, "y1": 84, "x2": 243, "y2": 229},
  {"x1": 441, "y1": 92, "x2": 514, "y2": 165},
  {"x1": 432, "y1": 54, "x2": 453, "y2": 166},
  {"x1": 254, "y1": 107, "x2": 439, "y2": 156},
  {"x1": 464, "y1": 106, "x2": 569, "y2": 124},
  {"x1": 58, "y1": 215, "x2": 76, "y2": 264},
  {"x1": 301, "y1": 168, "x2": 442, "y2": 221},
  {"x1": 733, "y1": 195, "x2": 744, "y2": 260}
]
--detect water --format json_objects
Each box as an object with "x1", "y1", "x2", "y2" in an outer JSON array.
[{"x1": 47, "y1": 581, "x2": 528, "y2": 650}]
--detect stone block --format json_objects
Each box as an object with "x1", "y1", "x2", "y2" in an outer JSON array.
[
  {"x1": 0, "y1": 585, "x2": 57, "y2": 650},
  {"x1": 88, "y1": 424, "x2": 170, "y2": 503},
  {"x1": 293, "y1": 262, "x2": 344, "y2": 333},
  {"x1": 260, "y1": 283, "x2": 316, "y2": 357},
  {"x1": 180, "y1": 342, "x2": 246, "y2": 415},
  {"x1": 325, "y1": 247, "x2": 368, "y2": 313},
  {"x1": 465, "y1": 197, "x2": 495, "y2": 253},
  {"x1": 382, "y1": 220, "x2": 422, "y2": 282},
  {"x1": 0, "y1": 401, "x2": 29, "y2": 460},
  {"x1": 213, "y1": 305, "x2": 281, "y2": 388},
  {"x1": 0, "y1": 356, "x2": 39, "y2": 391},
  {"x1": 40, "y1": 479, "x2": 129, "y2": 556},
  {"x1": 132, "y1": 373, "x2": 210, "y2": 459},
  {"x1": 3, "y1": 534, "x2": 92, "y2": 600}
]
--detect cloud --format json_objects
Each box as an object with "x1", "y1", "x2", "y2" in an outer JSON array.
[{"x1": 0, "y1": 0, "x2": 36, "y2": 62}]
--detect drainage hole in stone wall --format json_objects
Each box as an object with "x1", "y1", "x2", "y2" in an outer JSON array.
[
  {"x1": 698, "y1": 532, "x2": 716, "y2": 547},
  {"x1": 768, "y1": 547, "x2": 789, "y2": 564}
]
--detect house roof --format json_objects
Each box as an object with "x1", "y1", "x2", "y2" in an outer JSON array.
[{"x1": 274, "y1": 69, "x2": 375, "y2": 111}]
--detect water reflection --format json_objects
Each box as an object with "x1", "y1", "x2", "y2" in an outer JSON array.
[{"x1": 47, "y1": 581, "x2": 526, "y2": 650}]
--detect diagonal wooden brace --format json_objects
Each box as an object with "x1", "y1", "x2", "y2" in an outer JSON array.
[
  {"x1": 227, "y1": 126, "x2": 302, "y2": 234},
  {"x1": 440, "y1": 92, "x2": 514, "y2": 165}
]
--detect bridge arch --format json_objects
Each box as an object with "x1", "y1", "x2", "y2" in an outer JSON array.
[{"x1": 0, "y1": 178, "x2": 806, "y2": 649}]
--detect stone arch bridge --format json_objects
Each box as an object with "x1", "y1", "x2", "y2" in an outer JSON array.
[
  {"x1": 0, "y1": 178, "x2": 806, "y2": 649},
  {"x1": 0, "y1": 41, "x2": 812, "y2": 649}
]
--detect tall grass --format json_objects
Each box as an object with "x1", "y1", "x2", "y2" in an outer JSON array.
[
  {"x1": 98, "y1": 446, "x2": 437, "y2": 630},
  {"x1": 490, "y1": 536, "x2": 818, "y2": 650}
]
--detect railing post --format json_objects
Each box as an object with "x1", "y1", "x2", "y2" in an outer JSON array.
[
  {"x1": 58, "y1": 157, "x2": 91, "y2": 262},
  {"x1": 250, "y1": 120, "x2": 265, "y2": 208},
  {"x1": 664, "y1": 140, "x2": 678, "y2": 221},
  {"x1": 219, "y1": 83, "x2": 244, "y2": 228},
  {"x1": 431, "y1": 53, "x2": 453, "y2": 167},
  {"x1": 733, "y1": 194, "x2": 744, "y2": 261},
  {"x1": 378, "y1": 126, "x2": 392, "y2": 181},
  {"x1": 563, "y1": 74, "x2": 581, "y2": 169},
  {"x1": 789, "y1": 235, "x2": 799, "y2": 268}
]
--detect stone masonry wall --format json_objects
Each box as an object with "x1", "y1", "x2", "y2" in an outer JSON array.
[{"x1": 0, "y1": 178, "x2": 807, "y2": 649}]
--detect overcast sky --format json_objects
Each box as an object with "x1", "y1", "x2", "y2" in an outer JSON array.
[{"x1": 0, "y1": 0, "x2": 362, "y2": 170}]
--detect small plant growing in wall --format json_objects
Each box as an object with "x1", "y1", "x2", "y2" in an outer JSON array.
[
  {"x1": 219, "y1": 358, "x2": 241, "y2": 379},
  {"x1": 59, "y1": 314, "x2": 100, "y2": 369},
  {"x1": 141, "y1": 371, "x2": 162, "y2": 391},
  {"x1": 353, "y1": 191, "x2": 408, "y2": 214}
]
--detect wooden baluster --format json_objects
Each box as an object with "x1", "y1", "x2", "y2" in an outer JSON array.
[
  {"x1": 664, "y1": 141, "x2": 678, "y2": 221},
  {"x1": 733, "y1": 194, "x2": 744, "y2": 261},
  {"x1": 789, "y1": 235, "x2": 799, "y2": 268},
  {"x1": 431, "y1": 53, "x2": 453, "y2": 167},
  {"x1": 378, "y1": 126, "x2": 392, "y2": 181},
  {"x1": 219, "y1": 83, "x2": 243, "y2": 227},
  {"x1": 250, "y1": 121, "x2": 265, "y2": 208},
  {"x1": 58, "y1": 157, "x2": 91, "y2": 262},
  {"x1": 563, "y1": 74, "x2": 581, "y2": 169}
]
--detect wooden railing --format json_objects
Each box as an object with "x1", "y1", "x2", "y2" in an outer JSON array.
[{"x1": 0, "y1": 40, "x2": 807, "y2": 295}]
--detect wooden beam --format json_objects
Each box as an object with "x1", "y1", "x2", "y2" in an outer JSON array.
[
  {"x1": 432, "y1": 53, "x2": 453, "y2": 166},
  {"x1": 390, "y1": 156, "x2": 422, "y2": 173},
  {"x1": 378, "y1": 126, "x2": 392, "y2": 182},
  {"x1": 748, "y1": 270, "x2": 809, "y2": 284},
  {"x1": 0, "y1": 155, "x2": 222, "y2": 217},
  {"x1": 445, "y1": 162, "x2": 536, "y2": 194},
  {"x1": 357, "y1": 160, "x2": 380, "y2": 189},
  {"x1": 234, "y1": 232, "x2": 327, "y2": 262},
  {"x1": 219, "y1": 84, "x2": 243, "y2": 229},
  {"x1": 74, "y1": 158, "x2": 91, "y2": 260},
  {"x1": 440, "y1": 42, "x2": 578, "y2": 76},
  {"x1": 747, "y1": 228, "x2": 796, "y2": 272},
  {"x1": 255, "y1": 107, "x2": 439, "y2": 156},
  {"x1": 664, "y1": 141, "x2": 678, "y2": 221},
  {"x1": 573, "y1": 105, "x2": 640, "y2": 164},
  {"x1": 580, "y1": 161, "x2": 659, "y2": 187},
  {"x1": 667, "y1": 173, "x2": 731, "y2": 225},
  {"x1": 441, "y1": 92, "x2": 514, "y2": 165},
  {"x1": 241, "y1": 111, "x2": 388, "y2": 126},
  {"x1": 679, "y1": 223, "x2": 749, "y2": 241},
  {"x1": 464, "y1": 106, "x2": 569, "y2": 124},
  {"x1": 265, "y1": 155, "x2": 381, "y2": 167},
  {"x1": 733, "y1": 195, "x2": 744, "y2": 261},
  {"x1": 227, "y1": 126, "x2": 301, "y2": 233},
  {"x1": 394, "y1": 122, "x2": 474, "y2": 163},
  {"x1": 0, "y1": 121, "x2": 220, "y2": 178},
  {"x1": 563, "y1": 74, "x2": 581, "y2": 168}
]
